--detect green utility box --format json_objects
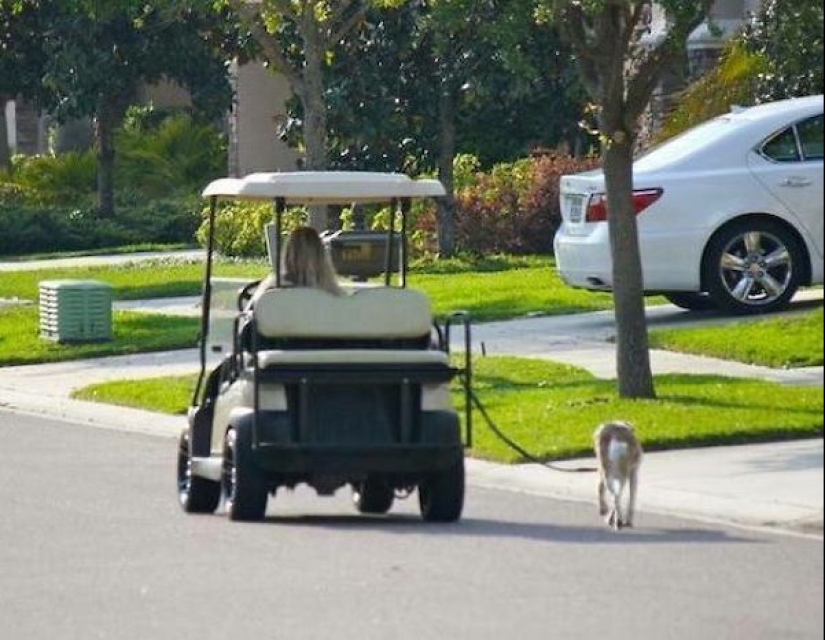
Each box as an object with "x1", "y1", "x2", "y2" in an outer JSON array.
[{"x1": 39, "y1": 280, "x2": 113, "y2": 343}]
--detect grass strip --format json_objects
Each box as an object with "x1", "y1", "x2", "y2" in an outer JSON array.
[
  {"x1": 649, "y1": 307, "x2": 823, "y2": 368},
  {"x1": 72, "y1": 356, "x2": 823, "y2": 464},
  {"x1": 0, "y1": 306, "x2": 199, "y2": 366},
  {"x1": 0, "y1": 256, "x2": 617, "y2": 327}
]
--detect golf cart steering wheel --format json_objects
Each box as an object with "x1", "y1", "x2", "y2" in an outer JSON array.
[{"x1": 237, "y1": 279, "x2": 263, "y2": 311}]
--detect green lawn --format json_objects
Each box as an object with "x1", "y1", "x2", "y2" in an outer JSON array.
[
  {"x1": 0, "y1": 255, "x2": 617, "y2": 321},
  {"x1": 0, "y1": 306, "x2": 199, "y2": 366},
  {"x1": 649, "y1": 307, "x2": 824, "y2": 368},
  {"x1": 73, "y1": 356, "x2": 824, "y2": 464}
]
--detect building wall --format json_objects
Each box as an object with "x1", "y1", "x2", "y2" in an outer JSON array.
[
  {"x1": 12, "y1": 99, "x2": 48, "y2": 155},
  {"x1": 230, "y1": 62, "x2": 299, "y2": 176},
  {"x1": 3, "y1": 100, "x2": 14, "y2": 152},
  {"x1": 138, "y1": 79, "x2": 192, "y2": 110}
]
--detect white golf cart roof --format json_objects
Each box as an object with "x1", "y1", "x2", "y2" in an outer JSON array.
[{"x1": 202, "y1": 171, "x2": 446, "y2": 205}]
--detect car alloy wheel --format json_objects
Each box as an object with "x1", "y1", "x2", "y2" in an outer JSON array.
[{"x1": 705, "y1": 220, "x2": 802, "y2": 315}]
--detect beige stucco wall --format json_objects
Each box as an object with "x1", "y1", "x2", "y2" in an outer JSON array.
[
  {"x1": 230, "y1": 62, "x2": 299, "y2": 176},
  {"x1": 139, "y1": 79, "x2": 192, "y2": 109},
  {"x1": 4, "y1": 101, "x2": 14, "y2": 151}
]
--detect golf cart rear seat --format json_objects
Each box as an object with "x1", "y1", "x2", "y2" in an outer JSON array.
[
  {"x1": 249, "y1": 287, "x2": 456, "y2": 416},
  {"x1": 251, "y1": 286, "x2": 438, "y2": 356}
]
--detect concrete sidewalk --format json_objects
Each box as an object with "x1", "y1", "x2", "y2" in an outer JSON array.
[{"x1": 1, "y1": 308, "x2": 822, "y2": 537}]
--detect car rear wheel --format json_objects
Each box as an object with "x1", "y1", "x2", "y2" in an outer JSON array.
[
  {"x1": 352, "y1": 478, "x2": 395, "y2": 515},
  {"x1": 419, "y1": 457, "x2": 465, "y2": 523},
  {"x1": 222, "y1": 425, "x2": 268, "y2": 521},
  {"x1": 663, "y1": 292, "x2": 718, "y2": 312},
  {"x1": 704, "y1": 220, "x2": 803, "y2": 315},
  {"x1": 177, "y1": 429, "x2": 221, "y2": 514}
]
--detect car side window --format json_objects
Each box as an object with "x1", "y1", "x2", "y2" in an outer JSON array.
[
  {"x1": 761, "y1": 127, "x2": 801, "y2": 162},
  {"x1": 798, "y1": 115, "x2": 824, "y2": 161}
]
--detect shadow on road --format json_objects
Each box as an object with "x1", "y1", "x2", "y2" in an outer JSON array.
[{"x1": 253, "y1": 513, "x2": 756, "y2": 545}]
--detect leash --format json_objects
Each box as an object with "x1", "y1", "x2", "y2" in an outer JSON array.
[{"x1": 468, "y1": 386, "x2": 598, "y2": 474}]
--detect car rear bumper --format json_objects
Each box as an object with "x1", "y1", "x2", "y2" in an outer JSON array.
[
  {"x1": 554, "y1": 225, "x2": 613, "y2": 290},
  {"x1": 554, "y1": 223, "x2": 706, "y2": 292}
]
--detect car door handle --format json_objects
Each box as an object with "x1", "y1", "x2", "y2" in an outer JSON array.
[{"x1": 780, "y1": 177, "x2": 813, "y2": 188}]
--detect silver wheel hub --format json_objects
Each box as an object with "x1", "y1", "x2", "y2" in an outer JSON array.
[{"x1": 719, "y1": 231, "x2": 792, "y2": 306}]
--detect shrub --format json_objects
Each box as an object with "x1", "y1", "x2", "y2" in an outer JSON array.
[
  {"x1": 116, "y1": 111, "x2": 227, "y2": 198},
  {"x1": 197, "y1": 202, "x2": 308, "y2": 258},
  {"x1": 0, "y1": 197, "x2": 199, "y2": 257},
  {"x1": 2, "y1": 152, "x2": 97, "y2": 206},
  {"x1": 119, "y1": 197, "x2": 202, "y2": 244},
  {"x1": 452, "y1": 154, "x2": 600, "y2": 256}
]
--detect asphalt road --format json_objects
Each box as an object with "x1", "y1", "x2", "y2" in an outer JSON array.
[{"x1": 1, "y1": 414, "x2": 822, "y2": 640}]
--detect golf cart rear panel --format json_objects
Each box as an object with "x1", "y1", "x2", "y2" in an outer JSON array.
[{"x1": 218, "y1": 286, "x2": 463, "y2": 472}]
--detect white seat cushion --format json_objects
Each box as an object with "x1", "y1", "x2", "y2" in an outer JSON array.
[{"x1": 255, "y1": 287, "x2": 433, "y2": 340}]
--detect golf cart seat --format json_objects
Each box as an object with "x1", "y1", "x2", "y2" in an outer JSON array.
[{"x1": 251, "y1": 286, "x2": 436, "y2": 353}]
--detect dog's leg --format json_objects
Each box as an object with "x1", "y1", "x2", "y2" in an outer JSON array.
[
  {"x1": 598, "y1": 477, "x2": 608, "y2": 517},
  {"x1": 624, "y1": 467, "x2": 638, "y2": 528},
  {"x1": 611, "y1": 480, "x2": 624, "y2": 530}
]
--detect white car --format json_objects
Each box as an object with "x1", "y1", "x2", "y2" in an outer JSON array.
[{"x1": 555, "y1": 94, "x2": 824, "y2": 314}]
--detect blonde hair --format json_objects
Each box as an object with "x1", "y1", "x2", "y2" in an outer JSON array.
[{"x1": 283, "y1": 226, "x2": 343, "y2": 295}]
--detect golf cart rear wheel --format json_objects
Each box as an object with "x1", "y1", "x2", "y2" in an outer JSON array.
[
  {"x1": 419, "y1": 457, "x2": 465, "y2": 523},
  {"x1": 222, "y1": 425, "x2": 268, "y2": 522},
  {"x1": 352, "y1": 478, "x2": 395, "y2": 514},
  {"x1": 177, "y1": 430, "x2": 220, "y2": 514}
]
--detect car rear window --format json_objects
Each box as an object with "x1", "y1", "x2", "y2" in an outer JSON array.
[
  {"x1": 799, "y1": 115, "x2": 824, "y2": 160},
  {"x1": 634, "y1": 117, "x2": 735, "y2": 171},
  {"x1": 761, "y1": 127, "x2": 801, "y2": 162}
]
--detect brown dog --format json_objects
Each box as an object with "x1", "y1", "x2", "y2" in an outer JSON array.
[{"x1": 593, "y1": 421, "x2": 643, "y2": 530}]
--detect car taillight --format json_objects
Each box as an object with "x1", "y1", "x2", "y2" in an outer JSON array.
[{"x1": 585, "y1": 188, "x2": 663, "y2": 222}]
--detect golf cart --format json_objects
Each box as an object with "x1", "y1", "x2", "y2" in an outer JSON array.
[{"x1": 177, "y1": 172, "x2": 472, "y2": 522}]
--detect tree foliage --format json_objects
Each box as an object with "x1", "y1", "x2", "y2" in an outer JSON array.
[
  {"x1": 0, "y1": 0, "x2": 53, "y2": 169},
  {"x1": 319, "y1": 0, "x2": 590, "y2": 256},
  {"x1": 1, "y1": 0, "x2": 235, "y2": 217},
  {"x1": 744, "y1": 0, "x2": 824, "y2": 102},
  {"x1": 657, "y1": 41, "x2": 766, "y2": 142}
]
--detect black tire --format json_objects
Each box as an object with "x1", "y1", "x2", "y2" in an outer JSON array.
[
  {"x1": 419, "y1": 457, "x2": 465, "y2": 523},
  {"x1": 177, "y1": 430, "x2": 221, "y2": 514},
  {"x1": 663, "y1": 292, "x2": 717, "y2": 312},
  {"x1": 352, "y1": 478, "x2": 395, "y2": 515},
  {"x1": 704, "y1": 219, "x2": 804, "y2": 315},
  {"x1": 222, "y1": 425, "x2": 268, "y2": 522}
]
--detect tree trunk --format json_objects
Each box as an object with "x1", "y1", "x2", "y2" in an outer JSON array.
[
  {"x1": 95, "y1": 98, "x2": 119, "y2": 219},
  {"x1": 302, "y1": 18, "x2": 329, "y2": 231},
  {"x1": 0, "y1": 95, "x2": 11, "y2": 173},
  {"x1": 602, "y1": 135, "x2": 656, "y2": 399},
  {"x1": 436, "y1": 83, "x2": 457, "y2": 258}
]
